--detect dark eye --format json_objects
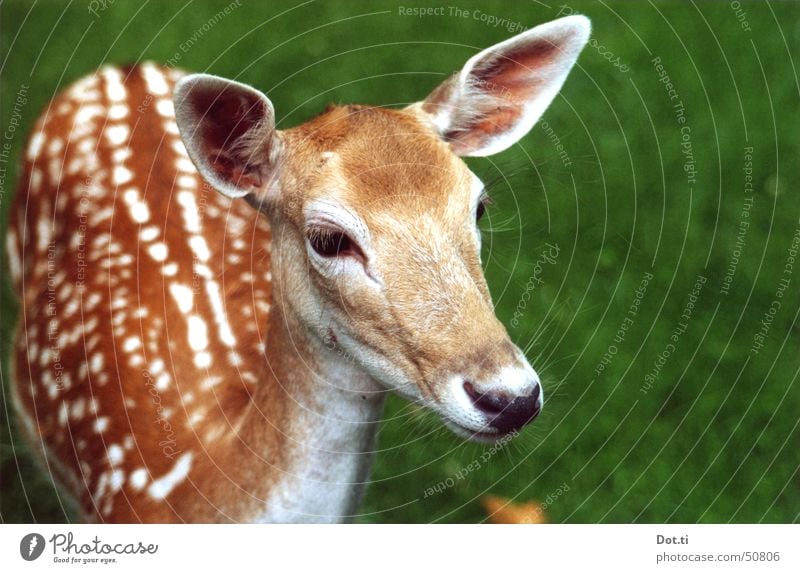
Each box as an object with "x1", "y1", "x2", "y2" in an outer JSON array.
[
  {"x1": 476, "y1": 200, "x2": 487, "y2": 222},
  {"x1": 307, "y1": 227, "x2": 355, "y2": 258}
]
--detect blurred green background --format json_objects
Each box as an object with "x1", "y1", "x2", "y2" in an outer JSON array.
[{"x1": 1, "y1": 0, "x2": 798, "y2": 523}]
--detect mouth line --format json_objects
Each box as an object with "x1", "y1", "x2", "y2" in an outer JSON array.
[{"x1": 442, "y1": 419, "x2": 515, "y2": 444}]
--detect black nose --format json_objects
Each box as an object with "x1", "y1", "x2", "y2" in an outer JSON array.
[{"x1": 463, "y1": 381, "x2": 541, "y2": 433}]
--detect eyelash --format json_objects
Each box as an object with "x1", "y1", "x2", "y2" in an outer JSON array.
[
  {"x1": 306, "y1": 226, "x2": 364, "y2": 260},
  {"x1": 306, "y1": 194, "x2": 487, "y2": 263},
  {"x1": 476, "y1": 194, "x2": 491, "y2": 222}
]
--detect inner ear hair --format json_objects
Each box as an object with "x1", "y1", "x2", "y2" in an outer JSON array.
[
  {"x1": 208, "y1": 119, "x2": 273, "y2": 190},
  {"x1": 174, "y1": 73, "x2": 279, "y2": 199},
  {"x1": 418, "y1": 15, "x2": 591, "y2": 157}
]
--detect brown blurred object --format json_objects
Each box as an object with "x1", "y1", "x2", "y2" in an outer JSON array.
[{"x1": 481, "y1": 495, "x2": 547, "y2": 524}]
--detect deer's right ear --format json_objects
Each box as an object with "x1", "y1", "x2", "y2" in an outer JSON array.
[{"x1": 173, "y1": 74, "x2": 280, "y2": 199}]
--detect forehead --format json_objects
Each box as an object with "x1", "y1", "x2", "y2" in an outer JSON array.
[{"x1": 291, "y1": 105, "x2": 478, "y2": 216}]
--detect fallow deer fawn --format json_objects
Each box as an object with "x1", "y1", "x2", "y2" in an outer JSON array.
[{"x1": 7, "y1": 16, "x2": 590, "y2": 522}]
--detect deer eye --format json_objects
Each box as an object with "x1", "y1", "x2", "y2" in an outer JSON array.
[
  {"x1": 476, "y1": 201, "x2": 486, "y2": 222},
  {"x1": 307, "y1": 226, "x2": 358, "y2": 258},
  {"x1": 476, "y1": 194, "x2": 491, "y2": 223}
]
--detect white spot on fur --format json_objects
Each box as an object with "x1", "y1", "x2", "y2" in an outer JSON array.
[
  {"x1": 176, "y1": 157, "x2": 196, "y2": 173},
  {"x1": 36, "y1": 214, "x2": 52, "y2": 253},
  {"x1": 205, "y1": 281, "x2": 236, "y2": 347},
  {"x1": 86, "y1": 292, "x2": 102, "y2": 310},
  {"x1": 107, "y1": 444, "x2": 124, "y2": 465},
  {"x1": 169, "y1": 283, "x2": 193, "y2": 314},
  {"x1": 129, "y1": 468, "x2": 148, "y2": 491},
  {"x1": 147, "y1": 452, "x2": 193, "y2": 499},
  {"x1": 112, "y1": 147, "x2": 132, "y2": 163},
  {"x1": 177, "y1": 174, "x2": 196, "y2": 188},
  {"x1": 70, "y1": 398, "x2": 85, "y2": 420},
  {"x1": 155, "y1": 372, "x2": 171, "y2": 391},
  {"x1": 113, "y1": 165, "x2": 133, "y2": 186},
  {"x1": 189, "y1": 236, "x2": 210, "y2": 262},
  {"x1": 76, "y1": 137, "x2": 96, "y2": 155},
  {"x1": 194, "y1": 351, "x2": 211, "y2": 368},
  {"x1": 173, "y1": 141, "x2": 190, "y2": 158},
  {"x1": 149, "y1": 358, "x2": 164, "y2": 375},
  {"x1": 140, "y1": 226, "x2": 159, "y2": 241},
  {"x1": 194, "y1": 264, "x2": 212, "y2": 278},
  {"x1": 47, "y1": 138, "x2": 64, "y2": 156},
  {"x1": 141, "y1": 63, "x2": 169, "y2": 96},
  {"x1": 108, "y1": 104, "x2": 128, "y2": 120},
  {"x1": 110, "y1": 470, "x2": 125, "y2": 492},
  {"x1": 30, "y1": 167, "x2": 43, "y2": 191},
  {"x1": 201, "y1": 376, "x2": 222, "y2": 390},
  {"x1": 105, "y1": 124, "x2": 129, "y2": 146},
  {"x1": 6, "y1": 230, "x2": 21, "y2": 284},
  {"x1": 102, "y1": 66, "x2": 127, "y2": 103},
  {"x1": 58, "y1": 402, "x2": 69, "y2": 427},
  {"x1": 156, "y1": 98, "x2": 174, "y2": 117},
  {"x1": 148, "y1": 242, "x2": 168, "y2": 261},
  {"x1": 94, "y1": 417, "x2": 110, "y2": 433},
  {"x1": 177, "y1": 190, "x2": 200, "y2": 232},
  {"x1": 187, "y1": 315, "x2": 208, "y2": 351},
  {"x1": 74, "y1": 104, "x2": 105, "y2": 124}
]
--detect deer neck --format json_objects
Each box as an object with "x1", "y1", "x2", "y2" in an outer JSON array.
[
  {"x1": 246, "y1": 252, "x2": 386, "y2": 522},
  {"x1": 263, "y1": 292, "x2": 386, "y2": 430}
]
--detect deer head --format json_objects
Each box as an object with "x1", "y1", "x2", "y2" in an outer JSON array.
[{"x1": 173, "y1": 15, "x2": 590, "y2": 442}]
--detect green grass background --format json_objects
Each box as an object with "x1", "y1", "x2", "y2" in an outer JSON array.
[{"x1": 1, "y1": 0, "x2": 798, "y2": 523}]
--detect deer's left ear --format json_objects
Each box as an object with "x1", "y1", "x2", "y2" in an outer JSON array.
[{"x1": 416, "y1": 15, "x2": 590, "y2": 157}]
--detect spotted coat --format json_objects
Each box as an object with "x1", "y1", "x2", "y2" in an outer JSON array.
[{"x1": 8, "y1": 64, "x2": 280, "y2": 522}]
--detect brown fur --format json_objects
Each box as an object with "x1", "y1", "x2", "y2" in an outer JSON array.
[
  {"x1": 9, "y1": 66, "x2": 289, "y2": 522},
  {"x1": 9, "y1": 15, "x2": 591, "y2": 523},
  {"x1": 8, "y1": 64, "x2": 505, "y2": 522}
]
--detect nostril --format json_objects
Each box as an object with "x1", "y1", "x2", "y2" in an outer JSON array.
[
  {"x1": 463, "y1": 381, "x2": 509, "y2": 415},
  {"x1": 490, "y1": 392, "x2": 541, "y2": 433},
  {"x1": 463, "y1": 380, "x2": 543, "y2": 433}
]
